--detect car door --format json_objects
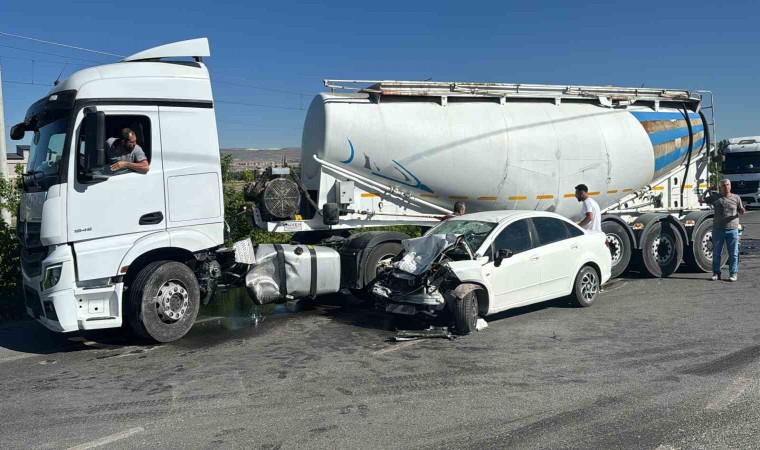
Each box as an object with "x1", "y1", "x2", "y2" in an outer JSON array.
[
  {"x1": 483, "y1": 219, "x2": 541, "y2": 310},
  {"x1": 530, "y1": 217, "x2": 582, "y2": 297}
]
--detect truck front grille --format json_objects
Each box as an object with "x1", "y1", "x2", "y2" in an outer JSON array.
[
  {"x1": 21, "y1": 247, "x2": 46, "y2": 278},
  {"x1": 731, "y1": 180, "x2": 759, "y2": 195},
  {"x1": 24, "y1": 287, "x2": 43, "y2": 319}
]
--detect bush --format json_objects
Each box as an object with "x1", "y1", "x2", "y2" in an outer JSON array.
[{"x1": 0, "y1": 172, "x2": 24, "y2": 324}]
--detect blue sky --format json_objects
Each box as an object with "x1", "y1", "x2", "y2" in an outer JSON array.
[{"x1": 2, "y1": 0, "x2": 759, "y2": 150}]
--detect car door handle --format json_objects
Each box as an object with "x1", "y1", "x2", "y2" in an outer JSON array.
[
  {"x1": 571, "y1": 244, "x2": 580, "y2": 250},
  {"x1": 530, "y1": 255, "x2": 540, "y2": 261},
  {"x1": 139, "y1": 211, "x2": 164, "y2": 225}
]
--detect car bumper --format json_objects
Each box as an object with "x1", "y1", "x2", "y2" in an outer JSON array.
[
  {"x1": 22, "y1": 245, "x2": 123, "y2": 332},
  {"x1": 372, "y1": 284, "x2": 446, "y2": 315}
]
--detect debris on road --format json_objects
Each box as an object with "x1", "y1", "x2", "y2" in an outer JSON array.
[
  {"x1": 475, "y1": 318, "x2": 488, "y2": 331},
  {"x1": 389, "y1": 327, "x2": 455, "y2": 342}
]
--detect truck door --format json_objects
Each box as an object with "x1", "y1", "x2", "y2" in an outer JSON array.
[
  {"x1": 485, "y1": 219, "x2": 540, "y2": 309},
  {"x1": 530, "y1": 217, "x2": 581, "y2": 297},
  {"x1": 68, "y1": 106, "x2": 166, "y2": 243}
]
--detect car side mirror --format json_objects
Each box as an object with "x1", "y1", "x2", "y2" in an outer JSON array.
[
  {"x1": 83, "y1": 110, "x2": 106, "y2": 172},
  {"x1": 10, "y1": 123, "x2": 26, "y2": 140},
  {"x1": 494, "y1": 248, "x2": 514, "y2": 267}
]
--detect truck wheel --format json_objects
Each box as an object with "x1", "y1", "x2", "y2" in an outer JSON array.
[
  {"x1": 570, "y1": 265, "x2": 600, "y2": 307},
  {"x1": 637, "y1": 222, "x2": 683, "y2": 278},
  {"x1": 684, "y1": 219, "x2": 728, "y2": 272},
  {"x1": 451, "y1": 290, "x2": 479, "y2": 334},
  {"x1": 602, "y1": 221, "x2": 632, "y2": 278},
  {"x1": 127, "y1": 261, "x2": 200, "y2": 343},
  {"x1": 350, "y1": 242, "x2": 404, "y2": 302}
]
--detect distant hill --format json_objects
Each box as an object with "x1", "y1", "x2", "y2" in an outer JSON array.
[{"x1": 221, "y1": 148, "x2": 301, "y2": 164}]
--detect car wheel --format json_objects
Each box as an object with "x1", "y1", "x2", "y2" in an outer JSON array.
[
  {"x1": 684, "y1": 218, "x2": 727, "y2": 272},
  {"x1": 451, "y1": 290, "x2": 479, "y2": 334},
  {"x1": 602, "y1": 221, "x2": 632, "y2": 278},
  {"x1": 636, "y1": 222, "x2": 684, "y2": 277},
  {"x1": 127, "y1": 260, "x2": 200, "y2": 343},
  {"x1": 571, "y1": 265, "x2": 600, "y2": 307}
]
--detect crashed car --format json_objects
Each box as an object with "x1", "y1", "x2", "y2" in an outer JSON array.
[{"x1": 373, "y1": 211, "x2": 612, "y2": 333}]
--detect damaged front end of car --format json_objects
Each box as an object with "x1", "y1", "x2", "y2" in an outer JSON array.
[{"x1": 372, "y1": 234, "x2": 475, "y2": 316}]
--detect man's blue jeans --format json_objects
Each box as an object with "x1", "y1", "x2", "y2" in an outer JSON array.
[{"x1": 713, "y1": 228, "x2": 739, "y2": 276}]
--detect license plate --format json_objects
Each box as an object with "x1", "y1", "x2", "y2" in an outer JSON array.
[{"x1": 386, "y1": 303, "x2": 416, "y2": 315}]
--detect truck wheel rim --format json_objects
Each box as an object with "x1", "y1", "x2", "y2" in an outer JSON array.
[
  {"x1": 606, "y1": 234, "x2": 623, "y2": 265},
  {"x1": 581, "y1": 271, "x2": 598, "y2": 302},
  {"x1": 155, "y1": 280, "x2": 189, "y2": 324},
  {"x1": 652, "y1": 235, "x2": 674, "y2": 265},
  {"x1": 702, "y1": 231, "x2": 714, "y2": 261}
]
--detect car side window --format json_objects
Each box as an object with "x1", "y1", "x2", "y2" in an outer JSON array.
[
  {"x1": 492, "y1": 219, "x2": 533, "y2": 255},
  {"x1": 532, "y1": 217, "x2": 571, "y2": 246},
  {"x1": 564, "y1": 221, "x2": 585, "y2": 237}
]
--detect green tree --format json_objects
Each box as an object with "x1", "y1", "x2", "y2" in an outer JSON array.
[{"x1": 0, "y1": 171, "x2": 23, "y2": 323}]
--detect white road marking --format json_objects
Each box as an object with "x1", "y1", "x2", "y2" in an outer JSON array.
[
  {"x1": 655, "y1": 445, "x2": 678, "y2": 450},
  {"x1": 193, "y1": 316, "x2": 225, "y2": 324},
  {"x1": 372, "y1": 340, "x2": 422, "y2": 356},
  {"x1": 706, "y1": 376, "x2": 753, "y2": 410},
  {"x1": 65, "y1": 426, "x2": 144, "y2": 450}
]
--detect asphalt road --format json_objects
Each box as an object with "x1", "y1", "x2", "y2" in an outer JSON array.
[{"x1": 3, "y1": 212, "x2": 760, "y2": 449}]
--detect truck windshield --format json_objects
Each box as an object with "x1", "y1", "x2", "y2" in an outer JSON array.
[
  {"x1": 724, "y1": 153, "x2": 760, "y2": 174},
  {"x1": 425, "y1": 220, "x2": 497, "y2": 251},
  {"x1": 25, "y1": 117, "x2": 68, "y2": 191}
]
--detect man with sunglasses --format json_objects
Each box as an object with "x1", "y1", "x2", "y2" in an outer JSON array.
[{"x1": 105, "y1": 128, "x2": 149, "y2": 174}]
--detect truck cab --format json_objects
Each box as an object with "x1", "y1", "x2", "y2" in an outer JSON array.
[
  {"x1": 723, "y1": 136, "x2": 760, "y2": 207},
  {"x1": 11, "y1": 38, "x2": 225, "y2": 341}
]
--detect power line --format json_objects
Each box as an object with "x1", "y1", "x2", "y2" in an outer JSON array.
[
  {"x1": 1, "y1": 80, "x2": 50, "y2": 87},
  {"x1": 216, "y1": 99, "x2": 306, "y2": 111},
  {"x1": 0, "y1": 31, "x2": 125, "y2": 58},
  {"x1": 0, "y1": 44, "x2": 105, "y2": 64},
  {"x1": 0, "y1": 54, "x2": 92, "y2": 68},
  {"x1": 219, "y1": 120, "x2": 303, "y2": 130},
  {"x1": 211, "y1": 75, "x2": 312, "y2": 97}
]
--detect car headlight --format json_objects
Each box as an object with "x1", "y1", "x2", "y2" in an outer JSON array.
[{"x1": 40, "y1": 264, "x2": 63, "y2": 291}]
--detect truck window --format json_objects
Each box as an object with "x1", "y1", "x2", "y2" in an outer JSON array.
[
  {"x1": 492, "y1": 219, "x2": 533, "y2": 255},
  {"x1": 532, "y1": 217, "x2": 570, "y2": 246},
  {"x1": 77, "y1": 114, "x2": 152, "y2": 178}
]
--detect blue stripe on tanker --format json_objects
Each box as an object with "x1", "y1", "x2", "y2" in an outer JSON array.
[
  {"x1": 654, "y1": 138, "x2": 705, "y2": 172},
  {"x1": 629, "y1": 111, "x2": 701, "y2": 122},
  {"x1": 647, "y1": 125, "x2": 705, "y2": 146}
]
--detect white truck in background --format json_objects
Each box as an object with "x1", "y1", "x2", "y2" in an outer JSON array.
[
  {"x1": 723, "y1": 137, "x2": 760, "y2": 207},
  {"x1": 10, "y1": 38, "x2": 721, "y2": 342}
]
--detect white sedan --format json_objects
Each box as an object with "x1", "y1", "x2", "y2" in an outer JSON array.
[{"x1": 373, "y1": 210, "x2": 612, "y2": 333}]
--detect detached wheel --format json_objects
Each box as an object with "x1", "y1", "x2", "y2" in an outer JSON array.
[
  {"x1": 602, "y1": 221, "x2": 632, "y2": 278},
  {"x1": 349, "y1": 242, "x2": 404, "y2": 302},
  {"x1": 637, "y1": 222, "x2": 684, "y2": 277},
  {"x1": 684, "y1": 219, "x2": 728, "y2": 272},
  {"x1": 451, "y1": 290, "x2": 479, "y2": 334},
  {"x1": 571, "y1": 265, "x2": 600, "y2": 307},
  {"x1": 127, "y1": 261, "x2": 200, "y2": 343}
]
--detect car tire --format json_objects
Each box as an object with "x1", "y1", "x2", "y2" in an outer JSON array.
[
  {"x1": 350, "y1": 242, "x2": 404, "y2": 302},
  {"x1": 684, "y1": 219, "x2": 727, "y2": 272},
  {"x1": 637, "y1": 222, "x2": 684, "y2": 278},
  {"x1": 571, "y1": 265, "x2": 600, "y2": 307},
  {"x1": 602, "y1": 221, "x2": 632, "y2": 278},
  {"x1": 127, "y1": 260, "x2": 200, "y2": 343},
  {"x1": 451, "y1": 290, "x2": 479, "y2": 334}
]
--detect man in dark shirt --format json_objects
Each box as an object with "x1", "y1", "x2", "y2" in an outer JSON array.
[
  {"x1": 700, "y1": 179, "x2": 745, "y2": 281},
  {"x1": 105, "y1": 128, "x2": 149, "y2": 174}
]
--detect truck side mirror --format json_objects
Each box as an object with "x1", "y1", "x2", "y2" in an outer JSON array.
[
  {"x1": 10, "y1": 123, "x2": 26, "y2": 140},
  {"x1": 494, "y1": 248, "x2": 514, "y2": 267},
  {"x1": 83, "y1": 110, "x2": 106, "y2": 172}
]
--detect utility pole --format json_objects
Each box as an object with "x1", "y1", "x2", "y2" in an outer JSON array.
[{"x1": 0, "y1": 65, "x2": 12, "y2": 224}]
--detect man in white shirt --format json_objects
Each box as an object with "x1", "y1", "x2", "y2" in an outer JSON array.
[{"x1": 574, "y1": 184, "x2": 602, "y2": 232}]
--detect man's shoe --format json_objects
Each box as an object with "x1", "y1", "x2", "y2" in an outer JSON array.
[
  {"x1": 711, "y1": 274, "x2": 720, "y2": 281},
  {"x1": 729, "y1": 274, "x2": 738, "y2": 282}
]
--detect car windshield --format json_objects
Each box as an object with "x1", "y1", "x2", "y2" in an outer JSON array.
[
  {"x1": 26, "y1": 117, "x2": 68, "y2": 187},
  {"x1": 425, "y1": 219, "x2": 497, "y2": 252},
  {"x1": 724, "y1": 153, "x2": 760, "y2": 174}
]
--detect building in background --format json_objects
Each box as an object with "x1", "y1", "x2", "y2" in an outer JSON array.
[{"x1": 7, "y1": 145, "x2": 29, "y2": 182}]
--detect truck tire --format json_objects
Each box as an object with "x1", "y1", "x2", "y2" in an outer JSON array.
[
  {"x1": 570, "y1": 265, "x2": 600, "y2": 307},
  {"x1": 637, "y1": 222, "x2": 684, "y2": 278},
  {"x1": 127, "y1": 261, "x2": 200, "y2": 343},
  {"x1": 684, "y1": 219, "x2": 728, "y2": 272},
  {"x1": 350, "y1": 242, "x2": 404, "y2": 302},
  {"x1": 602, "y1": 221, "x2": 632, "y2": 278},
  {"x1": 451, "y1": 290, "x2": 479, "y2": 334}
]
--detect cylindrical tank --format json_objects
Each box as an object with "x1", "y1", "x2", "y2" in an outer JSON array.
[{"x1": 301, "y1": 93, "x2": 703, "y2": 220}]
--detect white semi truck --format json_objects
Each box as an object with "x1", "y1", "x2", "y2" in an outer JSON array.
[
  {"x1": 11, "y1": 38, "x2": 721, "y2": 342},
  {"x1": 723, "y1": 136, "x2": 760, "y2": 207}
]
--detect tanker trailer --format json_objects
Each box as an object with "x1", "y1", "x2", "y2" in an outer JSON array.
[{"x1": 247, "y1": 80, "x2": 718, "y2": 302}]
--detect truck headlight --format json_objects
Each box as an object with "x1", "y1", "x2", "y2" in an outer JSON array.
[{"x1": 40, "y1": 264, "x2": 63, "y2": 291}]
